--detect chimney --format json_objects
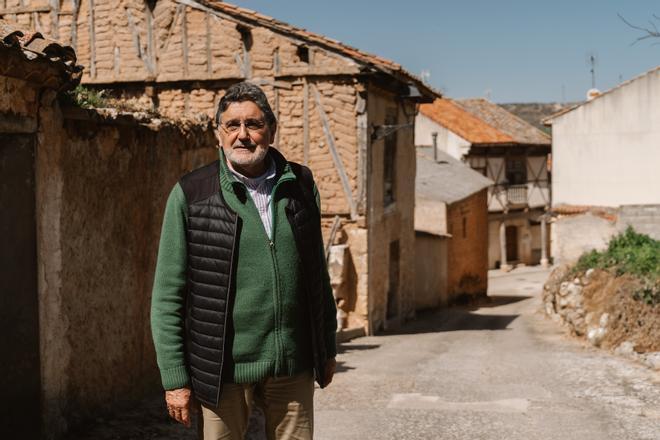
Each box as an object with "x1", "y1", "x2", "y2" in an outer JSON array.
[{"x1": 431, "y1": 132, "x2": 438, "y2": 162}]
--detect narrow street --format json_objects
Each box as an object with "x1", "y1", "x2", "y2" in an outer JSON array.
[
  {"x1": 65, "y1": 267, "x2": 660, "y2": 440},
  {"x1": 315, "y1": 267, "x2": 660, "y2": 440}
]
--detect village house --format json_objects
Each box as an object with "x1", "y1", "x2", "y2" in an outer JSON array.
[
  {"x1": 415, "y1": 98, "x2": 552, "y2": 270},
  {"x1": 0, "y1": 0, "x2": 440, "y2": 333},
  {"x1": 414, "y1": 147, "x2": 493, "y2": 309},
  {"x1": 544, "y1": 67, "x2": 660, "y2": 263}
]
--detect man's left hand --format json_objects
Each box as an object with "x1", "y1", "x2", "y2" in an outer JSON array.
[{"x1": 324, "y1": 357, "x2": 337, "y2": 386}]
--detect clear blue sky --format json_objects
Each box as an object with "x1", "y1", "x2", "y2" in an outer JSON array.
[{"x1": 236, "y1": 0, "x2": 660, "y2": 103}]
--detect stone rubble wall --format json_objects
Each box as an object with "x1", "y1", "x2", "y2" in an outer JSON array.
[{"x1": 543, "y1": 265, "x2": 660, "y2": 371}]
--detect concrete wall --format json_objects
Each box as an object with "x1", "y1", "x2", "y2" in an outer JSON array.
[
  {"x1": 551, "y1": 213, "x2": 617, "y2": 265},
  {"x1": 36, "y1": 104, "x2": 217, "y2": 436},
  {"x1": 551, "y1": 68, "x2": 660, "y2": 207},
  {"x1": 414, "y1": 232, "x2": 448, "y2": 310},
  {"x1": 446, "y1": 190, "x2": 489, "y2": 297},
  {"x1": 616, "y1": 204, "x2": 660, "y2": 240},
  {"x1": 414, "y1": 113, "x2": 471, "y2": 159},
  {"x1": 366, "y1": 84, "x2": 416, "y2": 332}
]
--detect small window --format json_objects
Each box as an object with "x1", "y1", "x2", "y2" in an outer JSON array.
[
  {"x1": 462, "y1": 217, "x2": 467, "y2": 238},
  {"x1": 296, "y1": 45, "x2": 309, "y2": 63},
  {"x1": 386, "y1": 241, "x2": 400, "y2": 320},
  {"x1": 237, "y1": 25, "x2": 253, "y2": 51},
  {"x1": 505, "y1": 157, "x2": 527, "y2": 185}
]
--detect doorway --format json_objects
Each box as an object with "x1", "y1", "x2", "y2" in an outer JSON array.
[{"x1": 505, "y1": 225, "x2": 518, "y2": 262}]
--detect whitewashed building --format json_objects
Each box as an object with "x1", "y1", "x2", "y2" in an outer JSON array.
[{"x1": 544, "y1": 67, "x2": 660, "y2": 263}]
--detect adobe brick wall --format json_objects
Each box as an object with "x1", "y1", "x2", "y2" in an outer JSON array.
[
  {"x1": 35, "y1": 102, "x2": 217, "y2": 437},
  {"x1": 446, "y1": 189, "x2": 489, "y2": 297}
]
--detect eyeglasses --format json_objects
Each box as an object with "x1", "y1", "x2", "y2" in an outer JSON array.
[{"x1": 221, "y1": 118, "x2": 267, "y2": 133}]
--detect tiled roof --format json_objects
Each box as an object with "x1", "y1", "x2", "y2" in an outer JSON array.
[
  {"x1": 0, "y1": 19, "x2": 82, "y2": 89},
  {"x1": 419, "y1": 99, "x2": 513, "y2": 145},
  {"x1": 195, "y1": 0, "x2": 439, "y2": 98},
  {"x1": 416, "y1": 147, "x2": 493, "y2": 204},
  {"x1": 455, "y1": 99, "x2": 551, "y2": 146}
]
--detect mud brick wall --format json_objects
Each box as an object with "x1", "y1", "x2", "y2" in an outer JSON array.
[
  {"x1": 36, "y1": 105, "x2": 217, "y2": 436},
  {"x1": 445, "y1": 190, "x2": 489, "y2": 298}
]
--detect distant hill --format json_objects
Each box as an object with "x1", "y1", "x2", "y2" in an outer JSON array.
[{"x1": 499, "y1": 102, "x2": 580, "y2": 135}]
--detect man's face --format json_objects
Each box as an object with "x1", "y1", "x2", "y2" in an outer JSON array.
[{"x1": 218, "y1": 100, "x2": 276, "y2": 170}]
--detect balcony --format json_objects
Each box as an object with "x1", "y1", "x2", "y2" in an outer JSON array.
[{"x1": 506, "y1": 184, "x2": 528, "y2": 205}]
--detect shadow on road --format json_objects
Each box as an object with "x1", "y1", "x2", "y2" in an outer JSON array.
[
  {"x1": 466, "y1": 295, "x2": 532, "y2": 310},
  {"x1": 382, "y1": 307, "x2": 520, "y2": 335}
]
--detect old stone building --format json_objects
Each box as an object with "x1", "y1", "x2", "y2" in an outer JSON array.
[
  {"x1": 414, "y1": 148, "x2": 492, "y2": 309},
  {"x1": 415, "y1": 98, "x2": 551, "y2": 270},
  {"x1": 1, "y1": 0, "x2": 439, "y2": 334},
  {"x1": 1, "y1": 18, "x2": 221, "y2": 438},
  {"x1": 0, "y1": 0, "x2": 439, "y2": 332}
]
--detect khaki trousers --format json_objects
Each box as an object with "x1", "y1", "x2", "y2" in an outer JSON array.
[{"x1": 198, "y1": 371, "x2": 315, "y2": 440}]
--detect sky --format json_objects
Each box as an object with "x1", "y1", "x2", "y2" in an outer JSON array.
[{"x1": 235, "y1": 0, "x2": 660, "y2": 103}]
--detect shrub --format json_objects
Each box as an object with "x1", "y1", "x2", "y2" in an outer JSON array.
[{"x1": 574, "y1": 227, "x2": 660, "y2": 304}]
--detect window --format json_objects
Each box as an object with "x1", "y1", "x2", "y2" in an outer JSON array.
[
  {"x1": 383, "y1": 108, "x2": 397, "y2": 206},
  {"x1": 296, "y1": 45, "x2": 309, "y2": 63},
  {"x1": 236, "y1": 25, "x2": 253, "y2": 51},
  {"x1": 462, "y1": 217, "x2": 467, "y2": 238},
  {"x1": 505, "y1": 157, "x2": 527, "y2": 185}
]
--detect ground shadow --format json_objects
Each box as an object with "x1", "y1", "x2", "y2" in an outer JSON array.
[
  {"x1": 337, "y1": 343, "x2": 380, "y2": 355},
  {"x1": 465, "y1": 294, "x2": 532, "y2": 310},
  {"x1": 382, "y1": 307, "x2": 520, "y2": 336}
]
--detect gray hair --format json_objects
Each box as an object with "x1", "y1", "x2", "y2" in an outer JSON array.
[{"x1": 215, "y1": 82, "x2": 277, "y2": 127}]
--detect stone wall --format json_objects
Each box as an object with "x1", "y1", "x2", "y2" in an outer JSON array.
[
  {"x1": 36, "y1": 103, "x2": 217, "y2": 437},
  {"x1": 366, "y1": 85, "x2": 416, "y2": 331},
  {"x1": 446, "y1": 190, "x2": 489, "y2": 297}
]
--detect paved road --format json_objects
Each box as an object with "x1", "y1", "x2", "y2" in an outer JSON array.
[{"x1": 314, "y1": 267, "x2": 660, "y2": 440}]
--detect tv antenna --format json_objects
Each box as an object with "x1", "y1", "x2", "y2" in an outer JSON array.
[{"x1": 586, "y1": 52, "x2": 598, "y2": 89}]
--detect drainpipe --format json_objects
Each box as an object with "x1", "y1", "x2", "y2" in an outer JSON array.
[
  {"x1": 540, "y1": 215, "x2": 549, "y2": 268},
  {"x1": 500, "y1": 221, "x2": 512, "y2": 272},
  {"x1": 431, "y1": 132, "x2": 438, "y2": 162}
]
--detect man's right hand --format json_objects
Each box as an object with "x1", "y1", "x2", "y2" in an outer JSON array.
[{"x1": 165, "y1": 387, "x2": 193, "y2": 427}]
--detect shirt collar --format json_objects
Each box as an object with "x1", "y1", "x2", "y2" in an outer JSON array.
[{"x1": 228, "y1": 155, "x2": 277, "y2": 189}]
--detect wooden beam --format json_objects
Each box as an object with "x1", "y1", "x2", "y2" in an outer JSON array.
[
  {"x1": 0, "y1": 5, "x2": 50, "y2": 15},
  {"x1": 182, "y1": 5, "x2": 188, "y2": 77},
  {"x1": 312, "y1": 84, "x2": 358, "y2": 220},
  {"x1": 70, "y1": 0, "x2": 80, "y2": 51},
  {"x1": 162, "y1": 4, "x2": 183, "y2": 53},
  {"x1": 49, "y1": 0, "x2": 59, "y2": 40},
  {"x1": 88, "y1": 0, "x2": 96, "y2": 79},
  {"x1": 303, "y1": 77, "x2": 309, "y2": 166},
  {"x1": 355, "y1": 92, "x2": 367, "y2": 214},
  {"x1": 205, "y1": 11, "x2": 212, "y2": 76}
]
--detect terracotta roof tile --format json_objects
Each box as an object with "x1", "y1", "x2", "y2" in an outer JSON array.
[
  {"x1": 456, "y1": 98, "x2": 551, "y2": 146},
  {"x1": 0, "y1": 19, "x2": 82, "y2": 90},
  {"x1": 420, "y1": 99, "x2": 513, "y2": 144}
]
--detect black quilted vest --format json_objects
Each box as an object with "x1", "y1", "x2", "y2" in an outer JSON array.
[{"x1": 179, "y1": 158, "x2": 330, "y2": 407}]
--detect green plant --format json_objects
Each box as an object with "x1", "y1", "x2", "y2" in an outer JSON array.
[
  {"x1": 574, "y1": 227, "x2": 660, "y2": 304},
  {"x1": 63, "y1": 85, "x2": 107, "y2": 108}
]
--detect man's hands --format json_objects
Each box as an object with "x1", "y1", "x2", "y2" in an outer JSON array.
[
  {"x1": 165, "y1": 387, "x2": 193, "y2": 427},
  {"x1": 324, "y1": 357, "x2": 337, "y2": 386}
]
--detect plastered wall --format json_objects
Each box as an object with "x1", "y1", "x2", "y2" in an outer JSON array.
[{"x1": 35, "y1": 103, "x2": 217, "y2": 436}]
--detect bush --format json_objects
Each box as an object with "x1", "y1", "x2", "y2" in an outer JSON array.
[{"x1": 574, "y1": 227, "x2": 660, "y2": 304}]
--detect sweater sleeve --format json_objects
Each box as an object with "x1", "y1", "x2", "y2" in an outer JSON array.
[
  {"x1": 150, "y1": 183, "x2": 190, "y2": 390},
  {"x1": 313, "y1": 184, "x2": 338, "y2": 358}
]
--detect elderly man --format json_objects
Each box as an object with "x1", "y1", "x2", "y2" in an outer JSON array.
[{"x1": 151, "y1": 82, "x2": 337, "y2": 440}]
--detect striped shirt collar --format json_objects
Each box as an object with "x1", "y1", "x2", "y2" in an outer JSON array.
[{"x1": 227, "y1": 155, "x2": 277, "y2": 190}]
